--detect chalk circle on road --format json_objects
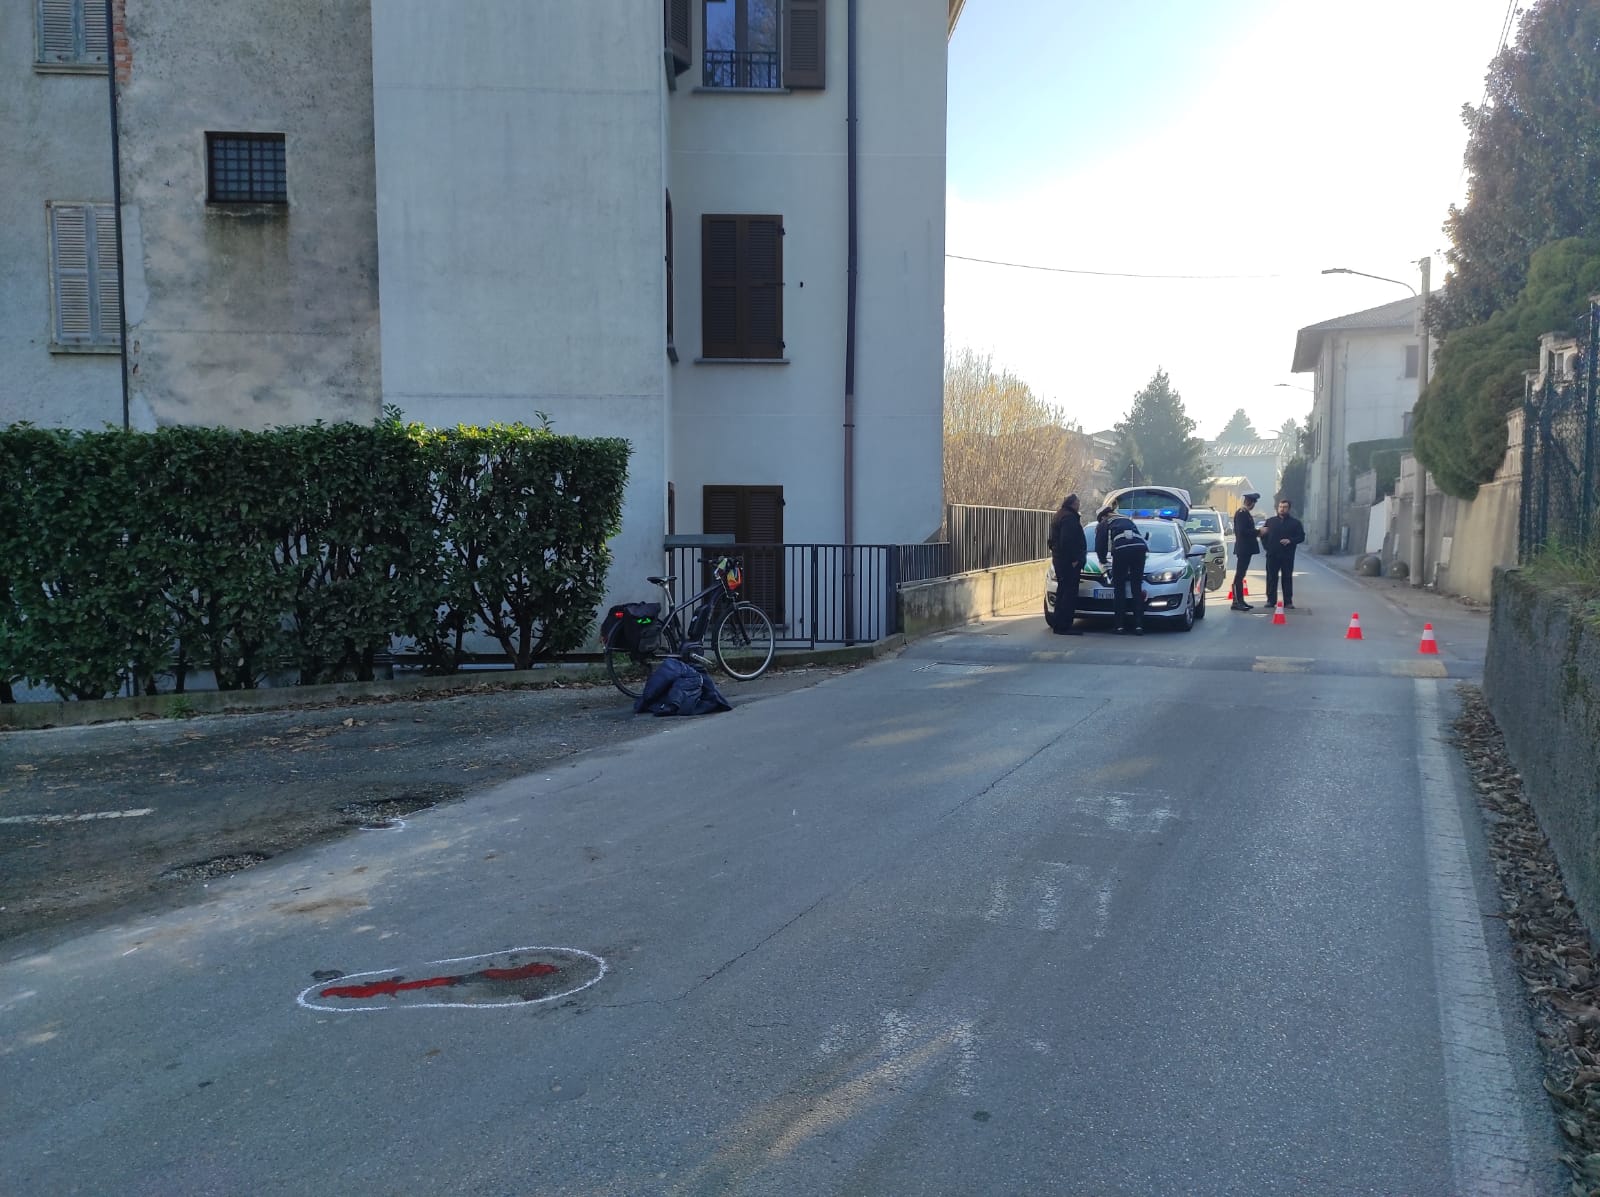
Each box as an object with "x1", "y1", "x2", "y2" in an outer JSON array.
[{"x1": 295, "y1": 945, "x2": 607, "y2": 1013}]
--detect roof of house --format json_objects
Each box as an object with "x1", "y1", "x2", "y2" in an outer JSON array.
[
  {"x1": 1290, "y1": 293, "x2": 1426, "y2": 373},
  {"x1": 1209, "y1": 439, "x2": 1293, "y2": 457}
]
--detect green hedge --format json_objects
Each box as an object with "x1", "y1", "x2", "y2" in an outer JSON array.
[{"x1": 0, "y1": 421, "x2": 628, "y2": 701}]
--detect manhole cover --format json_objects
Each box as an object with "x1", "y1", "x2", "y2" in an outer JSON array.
[{"x1": 296, "y1": 946, "x2": 607, "y2": 1012}]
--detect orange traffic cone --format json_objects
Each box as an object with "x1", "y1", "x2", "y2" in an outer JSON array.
[
  {"x1": 1345, "y1": 613, "x2": 1364, "y2": 640},
  {"x1": 1226, "y1": 586, "x2": 1234, "y2": 601},
  {"x1": 1272, "y1": 598, "x2": 1286, "y2": 625},
  {"x1": 1418, "y1": 623, "x2": 1439, "y2": 654},
  {"x1": 1242, "y1": 581, "x2": 1249, "y2": 596}
]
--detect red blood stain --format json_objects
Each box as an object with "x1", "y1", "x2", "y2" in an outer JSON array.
[
  {"x1": 321, "y1": 960, "x2": 560, "y2": 1000},
  {"x1": 321, "y1": 975, "x2": 455, "y2": 999},
  {"x1": 479, "y1": 963, "x2": 559, "y2": 982}
]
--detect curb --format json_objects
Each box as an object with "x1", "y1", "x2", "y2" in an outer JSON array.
[{"x1": 0, "y1": 637, "x2": 910, "y2": 733}]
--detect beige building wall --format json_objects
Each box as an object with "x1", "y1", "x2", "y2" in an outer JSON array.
[{"x1": 115, "y1": 0, "x2": 381, "y2": 428}]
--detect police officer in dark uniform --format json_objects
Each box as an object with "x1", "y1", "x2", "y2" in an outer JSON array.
[
  {"x1": 1095, "y1": 504, "x2": 1149, "y2": 635},
  {"x1": 1260, "y1": 497, "x2": 1307, "y2": 609},
  {"x1": 1047, "y1": 493, "x2": 1086, "y2": 634},
  {"x1": 1230, "y1": 492, "x2": 1261, "y2": 611}
]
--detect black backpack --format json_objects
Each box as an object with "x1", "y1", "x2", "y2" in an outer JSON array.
[{"x1": 601, "y1": 602, "x2": 662, "y2": 653}]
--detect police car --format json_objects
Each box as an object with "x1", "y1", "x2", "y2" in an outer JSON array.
[{"x1": 1044, "y1": 485, "x2": 1211, "y2": 631}]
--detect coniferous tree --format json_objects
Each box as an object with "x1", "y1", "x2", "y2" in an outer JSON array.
[
  {"x1": 1112, "y1": 369, "x2": 1211, "y2": 496},
  {"x1": 1433, "y1": 0, "x2": 1600, "y2": 336},
  {"x1": 1217, "y1": 409, "x2": 1259, "y2": 442}
]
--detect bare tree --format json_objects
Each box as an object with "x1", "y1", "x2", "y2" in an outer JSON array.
[{"x1": 943, "y1": 348, "x2": 1094, "y2": 510}]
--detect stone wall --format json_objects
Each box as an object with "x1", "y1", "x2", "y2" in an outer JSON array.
[{"x1": 1484, "y1": 568, "x2": 1600, "y2": 931}]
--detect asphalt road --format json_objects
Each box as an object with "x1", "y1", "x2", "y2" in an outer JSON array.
[{"x1": 0, "y1": 557, "x2": 1563, "y2": 1195}]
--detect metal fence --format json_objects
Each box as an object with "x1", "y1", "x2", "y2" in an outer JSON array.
[
  {"x1": 658, "y1": 505, "x2": 1052, "y2": 649},
  {"x1": 945, "y1": 503, "x2": 1053, "y2": 574},
  {"x1": 1521, "y1": 301, "x2": 1600, "y2": 561},
  {"x1": 665, "y1": 542, "x2": 908, "y2": 648}
]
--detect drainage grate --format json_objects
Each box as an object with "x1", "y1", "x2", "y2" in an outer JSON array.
[{"x1": 913, "y1": 662, "x2": 994, "y2": 676}]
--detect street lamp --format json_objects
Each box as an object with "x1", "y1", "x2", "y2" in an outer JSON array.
[{"x1": 1320, "y1": 267, "x2": 1417, "y2": 296}]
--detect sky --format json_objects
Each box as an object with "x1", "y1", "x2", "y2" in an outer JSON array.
[{"x1": 944, "y1": 0, "x2": 1521, "y2": 441}]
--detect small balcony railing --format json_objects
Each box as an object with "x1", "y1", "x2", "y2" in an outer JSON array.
[{"x1": 703, "y1": 49, "x2": 780, "y2": 90}]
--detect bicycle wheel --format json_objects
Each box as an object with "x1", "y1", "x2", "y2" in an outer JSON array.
[
  {"x1": 713, "y1": 603, "x2": 775, "y2": 680},
  {"x1": 604, "y1": 618, "x2": 671, "y2": 699}
]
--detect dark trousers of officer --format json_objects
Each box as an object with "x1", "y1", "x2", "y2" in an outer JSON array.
[
  {"x1": 1265, "y1": 550, "x2": 1296, "y2": 606},
  {"x1": 1052, "y1": 563, "x2": 1081, "y2": 631},
  {"x1": 1110, "y1": 549, "x2": 1147, "y2": 630},
  {"x1": 1231, "y1": 550, "x2": 1254, "y2": 604}
]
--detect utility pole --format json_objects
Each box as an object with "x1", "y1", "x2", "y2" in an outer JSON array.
[{"x1": 1412, "y1": 257, "x2": 1430, "y2": 588}]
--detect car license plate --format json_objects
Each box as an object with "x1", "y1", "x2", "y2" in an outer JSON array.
[{"x1": 1092, "y1": 587, "x2": 1115, "y2": 600}]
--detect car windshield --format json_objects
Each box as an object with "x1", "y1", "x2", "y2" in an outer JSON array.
[
  {"x1": 1133, "y1": 521, "x2": 1180, "y2": 554},
  {"x1": 1185, "y1": 513, "x2": 1222, "y2": 535}
]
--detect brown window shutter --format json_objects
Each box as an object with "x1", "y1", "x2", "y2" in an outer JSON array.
[
  {"x1": 664, "y1": 0, "x2": 691, "y2": 74},
  {"x1": 742, "y1": 216, "x2": 783, "y2": 359},
  {"x1": 703, "y1": 486, "x2": 741, "y2": 537},
  {"x1": 782, "y1": 0, "x2": 825, "y2": 89},
  {"x1": 702, "y1": 485, "x2": 784, "y2": 619},
  {"x1": 702, "y1": 215, "x2": 740, "y2": 358},
  {"x1": 744, "y1": 487, "x2": 783, "y2": 543}
]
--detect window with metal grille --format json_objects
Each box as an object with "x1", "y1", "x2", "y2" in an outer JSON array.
[
  {"x1": 206, "y1": 133, "x2": 288, "y2": 204},
  {"x1": 47, "y1": 201, "x2": 121, "y2": 351},
  {"x1": 701, "y1": 214, "x2": 783, "y2": 359},
  {"x1": 36, "y1": 0, "x2": 108, "y2": 69},
  {"x1": 701, "y1": 0, "x2": 824, "y2": 89}
]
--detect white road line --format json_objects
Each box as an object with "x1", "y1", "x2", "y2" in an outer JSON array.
[
  {"x1": 1092, "y1": 881, "x2": 1114, "y2": 941},
  {"x1": 1035, "y1": 873, "x2": 1063, "y2": 931},
  {"x1": 983, "y1": 880, "x2": 1010, "y2": 922},
  {"x1": 1414, "y1": 679, "x2": 1536, "y2": 1194},
  {"x1": 0, "y1": 808, "x2": 155, "y2": 825}
]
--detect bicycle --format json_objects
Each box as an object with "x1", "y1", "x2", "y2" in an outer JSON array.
[{"x1": 602, "y1": 556, "x2": 776, "y2": 699}]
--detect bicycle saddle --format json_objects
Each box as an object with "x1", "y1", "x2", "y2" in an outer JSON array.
[{"x1": 647, "y1": 575, "x2": 676, "y2": 586}]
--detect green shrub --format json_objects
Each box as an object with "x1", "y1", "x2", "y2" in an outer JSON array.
[
  {"x1": 0, "y1": 420, "x2": 628, "y2": 700},
  {"x1": 415, "y1": 424, "x2": 629, "y2": 672},
  {"x1": 1415, "y1": 237, "x2": 1600, "y2": 498}
]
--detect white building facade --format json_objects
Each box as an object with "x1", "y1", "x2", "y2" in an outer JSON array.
[
  {"x1": 3, "y1": 0, "x2": 958, "y2": 623},
  {"x1": 1291, "y1": 294, "x2": 1426, "y2": 552},
  {"x1": 0, "y1": 0, "x2": 124, "y2": 429}
]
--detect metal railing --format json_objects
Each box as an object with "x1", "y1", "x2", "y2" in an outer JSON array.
[
  {"x1": 657, "y1": 505, "x2": 1057, "y2": 649},
  {"x1": 945, "y1": 503, "x2": 1053, "y2": 573},
  {"x1": 894, "y1": 542, "x2": 953, "y2": 584},
  {"x1": 1521, "y1": 300, "x2": 1600, "y2": 560},
  {"x1": 703, "y1": 49, "x2": 780, "y2": 89},
  {"x1": 665, "y1": 542, "x2": 899, "y2": 647}
]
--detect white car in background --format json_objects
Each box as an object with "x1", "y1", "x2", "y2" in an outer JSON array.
[{"x1": 1181, "y1": 507, "x2": 1230, "y2": 591}]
